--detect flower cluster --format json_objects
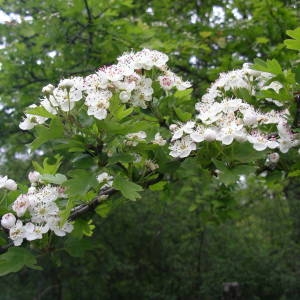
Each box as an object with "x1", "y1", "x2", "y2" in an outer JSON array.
[
  {"x1": 0, "y1": 172, "x2": 73, "y2": 246},
  {"x1": 20, "y1": 49, "x2": 191, "y2": 129},
  {"x1": 169, "y1": 63, "x2": 299, "y2": 158}
]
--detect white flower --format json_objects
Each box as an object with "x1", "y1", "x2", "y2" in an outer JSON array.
[
  {"x1": 262, "y1": 81, "x2": 283, "y2": 93},
  {"x1": 0, "y1": 176, "x2": 17, "y2": 191},
  {"x1": 133, "y1": 49, "x2": 169, "y2": 70},
  {"x1": 85, "y1": 73, "x2": 108, "y2": 92},
  {"x1": 278, "y1": 138, "x2": 296, "y2": 153},
  {"x1": 217, "y1": 123, "x2": 245, "y2": 145},
  {"x1": 247, "y1": 132, "x2": 278, "y2": 151},
  {"x1": 47, "y1": 217, "x2": 73, "y2": 237},
  {"x1": 42, "y1": 84, "x2": 55, "y2": 95},
  {"x1": 169, "y1": 136, "x2": 196, "y2": 158},
  {"x1": 170, "y1": 121, "x2": 195, "y2": 141},
  {"x1": 24, "y1": 222, "x2": 49, "y2": 241},
  {"x1": 9, "y1": 220, "x2": 25, "y2": 246},
  {"x1": 215, "y1": 69, "x2": 251, "y2": 91},
  {"x1": 1, "y1": 213, "x2": 16, "y2": 229},
  {"x1": 58, "y1": 78, "x2": 74, "y2": 89},
  {"x1": 267, "y1": 152, "x2": 280, "y2": 164},
  {"x1": 242, "y1": 110, "x2": 258, "y2": 126},
  {"x1": 85, "y1": 90, "x2": 111, "y2": 120},
  {"x1": 40, "y1": 98, "x2": 58, "y2": 115},
  {"x1": 100, "y1": 65, "x2": 124, "y2": 82},
  {"x1": 19, "y1": 105, "x2": 48, "y2": 130},
  {"x1": 144, "y1": 160, "x2": 159, "y2": 171},
  {"x1": 12, "y1": 195, "x2": 30, "y2": 217},
  {"x1": 30, "y1": 202, "x2": 59, "y2": 224},
  {"x1": 158, "y1": 75, "x2": 176, "y2": 90},
  {"x1": 119, "y1": 91, "x2": 131, "y2": 103},
  {"x1": 203, "y1": 128, "x2": 218, "y2": 141},
  {"x1": 28, "y1": 171, "x2": 41, "y2": 184},
  {"x1": 4, "y1": 179, "x2": 17, "y2": 191},
  {"x1": 126, "y1": 131, "x2": 147, "y2": 146},
  {"x1": 49, "y1": 78, "x2": 83, "y2": 112},
  {"x1": 190, "y1": 126, "x2": 205, "y2": 143},
  {"x1": 152, "y1": 133, "x2": 167, "y2": 146},
  {"x1": 96, "y1": 172, "x2": 113, "y2": 188}
]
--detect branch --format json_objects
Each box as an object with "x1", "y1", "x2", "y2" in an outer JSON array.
[{"x1": 69, "y1": 187, "x2": 116, "y2": 221}]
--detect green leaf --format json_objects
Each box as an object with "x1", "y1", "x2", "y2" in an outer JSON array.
[
  {"x1": 64, "y1": 237, "x2": 96, "y2": 257},
  {"x1": 284, "y1": 27, "x2": 300, "y2": 50},
  {"x1": 256, "y1": 37, "x2": 269, "y2": 44},
  {"x1": 228, "y1": 143, "x2": 266, "y2": 163},
  {"x1": 174, "y1": 89, "x2": 193, "y2": 102},
  {"x1": 149, "y1": 181, "x2": 167, "y2": 191},
  {"x1": 60, "y1": 197, "x2": 74, "y2": 225},
  {"x1": 199, "y1": 31, "x2": 212, "y2": 38},
  {"x1": 109, "y1": 94, "x2": 134, "y2": 120},
  {"x1": 253, "y1": 58, "x2": 283, "y2": 75},
  {"x1": 113, "y1": 175, "x2": 143, "y2": 201},
  {"x1": 0, "y1": 248, "x2": 42, "y2": 276},
  {"x1": 95, "y1": 202, "x2": 111, "y2": 218},
  {"x1": 212, "y1": 159, "x2": 256, "y2": 185},
  {"x1": 30, "y1": 118, "x2": 64, "y2": 150},
  {"x1": 288, "y1": 170, "x2": 300, "y2": 177},
  {"x1": 25, "y1": 106, "x2": 55, "y2": 119},
  {"x1": 40, "y1": 173, "x2": 67, "y2": 185},
  {"x1": 108, "y1": 153, "x2": 135, "y2": 165},
  {"x1": 32, "y1": 154, "x2": 63, "y2": 175},
  {"x1": 257, "y1": 88, "x2": 290, "y2": 102},
  {"x1": 174, "y1": 107, "x2": 192, "y2": 122},
  {"x1": 71, "y1": 219, "x2": 95, "y2": 239},
  {"x1": 63, "y1": 169, "x2": 98, "y2": 197}
]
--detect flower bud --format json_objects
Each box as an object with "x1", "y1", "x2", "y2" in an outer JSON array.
[
  {"x1": 4, "y1": 179, "x2": 17, "y2": 191},
  {"x1": 42, "y1": 84, "x2": 55, "y2": 95},
  {"x1": 169, "y1": 124, "x2": 178, "y2": 131},
  {"x1": 268, "y1": 152, "x2": 280, "y2": 163},
  {"x1": 204, "y1": 128, "x2": 217, "y2": 141},
  {"x1": 119, "y1": 91, "x2": 131, "y2": 103},
  {"x1": 59, "y1": 79, "x2": 74, "y2": 90},
  {"x1": 1, "y1": 213, "x2": 16, "y2": 229},
  {"x1": 243, "y1": 111, "x2": 258, "y2": 126},
  {"x1": 28, "y1": 171, "x2": 41, "y2": 184}
]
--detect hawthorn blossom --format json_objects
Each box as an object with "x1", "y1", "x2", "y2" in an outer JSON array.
[
  {"x1": 9, "y1": 220, "x2": 25, "y2": 246},
  {"x1": 85, "y1": 90, "x2": 112, "y2": 120},
  {"x1": 12, "y1": 195, "x2": 30, "y2": 217},
  {"x1": 247, "y1": 132, "x2": 279, "y2": 151},
  {"x1": 20, "y1": 49, "x2": 191, "y2": 127},
  {"x1": 0, "y1": 176, "x2": 17, "y2": 191},
  {"x1": 170, "y1": 121, "x2": 195, "y2": 141},
  {"x1": 7, "y1": 184, "x2": 74, "y2": 246},
  {"x1": 1, "y1": 213, "x2": 16, "y2": 229},
  {"x1": 28, "y1": 171, "x2": 41, "y2": 184},
  {"x1": 174, "y1": 63, "x2": 299, "y2": 156},
  {"x1": 169, "y1": 135, "x2": 196, "y2": 158},
  {"x1": 267, "y1": 152, "x2": 280, "y2": 164},
  {"x1": 152, "y1": 133, "x2": 167, "y2": 146},
  {"x1": 96, "y1": 172, "x2": 114, "y2": 188},
  {"x1": 125, "y1": 131, "x2": 147, "y2": 146},
  {"x1": 47, "y1": 217, "x2": 73, "y2": 237},
  {"x1": 19, "y1": 105, "x2": 48, "y2": 130},
  {"x1": 144, "y1": 159, "x2": 159, "y2": 171},
  {"x1": 24, "y1": 222, "x2": 49, "y2": 241}
]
